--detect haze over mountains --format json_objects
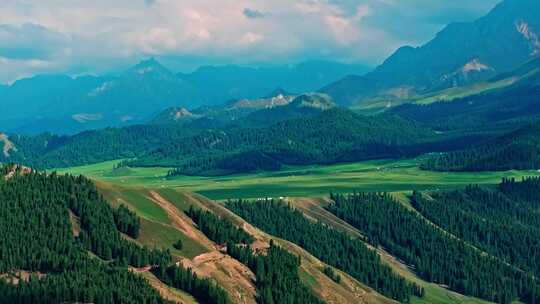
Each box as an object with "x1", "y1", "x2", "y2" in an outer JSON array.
[{"x1": 0, "y1": 60, "x2": 368, "y2": 135}]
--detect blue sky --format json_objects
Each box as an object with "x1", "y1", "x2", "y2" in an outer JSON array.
[{"x1": 0, "y1": 0, "x2": 500, "y2": 83}]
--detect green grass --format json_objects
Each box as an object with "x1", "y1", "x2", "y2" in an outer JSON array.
[
  {"x1": 138, "y1": 218, "x2": 208, "y2": 259},
  {"x1": 97, "y1": 182, "x2": 171, "y2": 223},
  {"x1": 411, "y1": 77, "x2": 517, "y2": 105},
  {"x1": 59, "y1": 158, "x2": 540, "y2": 200}
]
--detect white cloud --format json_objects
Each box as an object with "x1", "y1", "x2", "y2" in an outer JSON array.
[{"x1": 0, "y1": 0, "x2": 500, "y2": 83}]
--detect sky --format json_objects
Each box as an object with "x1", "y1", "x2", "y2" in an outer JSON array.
[{"x1": 0, "y1": 0, "x2": 500, "y2": 83}]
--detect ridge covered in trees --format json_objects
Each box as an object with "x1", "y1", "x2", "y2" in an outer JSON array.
[
  {"x1": 228, "y1": 241, "x2": 325, "y2": 304},
  {"x1": 0, "y1": 170, "x2": 167, "y2": 303},
  {"x1": 152, "y1": 264, "x2": 231, "y2": 304},
  {"x1": 184, "y1": 204, "x2": 322, "y2": 303},
  {"x1": 0, "y1": 168, "x2": 233, "y2": 304},
  {"x1": 155, "y1": 109, "x2": 436, "y2": 176},
  {"x1": 421, "y1": 123, "x2": 540, "y2": 171},
  {"x1": 225, "y1": 199, "x2": 422, "y2": 302},
  {"x1": 411, "y1": 177, "x2": 540, "y2": 278},
  {"x1": 186, "y1": 206, "x2": 254, "y2": 245},
  {"x1": 391, "y1": 79, "x2": 540, "y2": 131},
  {"x1": 328, "y1": 191, "x2": 540, "y2": 304},
  {"x1": 1, "y1": 109, "x2": 440, "y2": 175}
]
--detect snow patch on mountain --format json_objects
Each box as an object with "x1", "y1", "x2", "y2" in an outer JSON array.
[
  {"x1": 88, "y1": 81, "x2": 113, "y2": 97},
  {"x1": 516, "y1": 20, "x2": 540, "y2": 56},
  {"x1": 72, "y1": 113, "x2": 104, "y2": 123},
  {"x1": 461, "y1": 59, "x2": 492, "y2": 73}
]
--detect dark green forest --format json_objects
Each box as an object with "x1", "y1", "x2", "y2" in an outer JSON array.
[
  {"x1": 228, "y1": 241, "x2": 325, "y2": 304},
  {"x1": 183, "y1": 204, "x2": 322, "y2": 304},
  {"x1": 1, "y1": 109, "x2": 440, "y2": 174},
  {"x1": 0, "y1": 124, "x2": 200, "y2": 169},
  {"x1": 152, "y1": 264, "x2": 231, "y2": 304},
  {"x1": 155, "y1": 109, "x2": 437, "y2": 176},
  {"x1": 422, "y1": 123, "x2": 540, "y2": 171},
  {"x1": 411, "y1": 177, "x2": 540, "y2": 277},
  {"x1": 0, "y1": 168, "x2": 232, "y2": 304},
  {"x1": 328, "y1": 191, "x2": 540, "y2": 304},
  {"x1": 186, "y1": 205, "x2": 255, "y2": 245},
  {"x1": 225, "y1": 199, "x2": 423, "y2": 302},
  {"x1": 391, "y1": 79, "x2": 540, "y2": 131},
  {"x1": 0, "y1": 169, "x2": 166, "y2": 303}
]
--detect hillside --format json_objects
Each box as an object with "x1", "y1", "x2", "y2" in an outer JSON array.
[
  {"x1": 322, "y1": 0, "x2": 540, "y2": 108},
  {"x1": 422, "y1": 123, "x2": 540, "y2": 171},
  {"x1": 0, "y1": 170, "x2": 174, "y2": 303},
  {"x1": 390, "y1": 60, "x2": 540, "y2": 131},
  {"x1": 93, "y1": 181, "x2": 400, "y2": 304},
  {"x1": 0, "y1": 124, "x2": 202, "y2": 169},
  {"x1": 0, "y1": 107, "x2": 439, "y2": 174},
  {"x1": 133, "y1": 109, "x2": 436, "y2": 175},
  {"x1": 153, "y1": 93, "x2": 335, "y2": 128}
]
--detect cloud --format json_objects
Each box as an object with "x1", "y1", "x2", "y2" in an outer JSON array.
[
  {"x1": 0, "y1": 0, "x2": 500, "y2": 83},
  {"x1": 243, "y1": 8, "x2": 267, "y2": 19},
  {"x1": 0, "y1": 23, "x2": 68, "y2": 60}
]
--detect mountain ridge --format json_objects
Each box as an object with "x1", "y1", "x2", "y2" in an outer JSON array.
[{"x1": 322, "y1": 0, "x2": 540, "y2": 108}]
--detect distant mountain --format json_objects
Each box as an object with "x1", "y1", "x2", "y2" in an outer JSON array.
[
  {"x1": 178, "y1": 61, "x2": 369, "y2": 104},
  {"x1": 390, "y1": 57, "x2": 540, "y2": 131},
  {"x1": 422, "y1": 122, "x2": 540, "y2": 171},
  {"x1": 243, "y1": 93, "x2": 336, "y2": 126},
  {"x1": 152, "y1": 91, "x2": 296, "y2": 127},
  {"x1": 152, "y1": 92, "x2": 336, "y2": 128},
  {"x1": 150, "y1": 107, "x2": 200, "y2": 125},
  {"x1": 322, "y1": 0, "x2": 540, "y2": 108},
  {"x1": 0, "y1": 60, "x2": 368, "y2": 135}
]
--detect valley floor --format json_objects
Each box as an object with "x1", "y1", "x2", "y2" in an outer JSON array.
[{"x1": 58, "y1": 158, "x2": 540, "y2": 200}]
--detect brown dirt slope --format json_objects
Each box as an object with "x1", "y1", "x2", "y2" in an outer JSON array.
[{"x1": 164, "y1": 190, "x2": 396, "y2": 304}]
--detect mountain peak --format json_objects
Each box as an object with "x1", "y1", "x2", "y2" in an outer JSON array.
[
  {"x1": 125, "y1": 58, "x2": 172, "y2": 77},
  {"x1": 290, "y1": 93, "x2": 336, "y2": 110}
]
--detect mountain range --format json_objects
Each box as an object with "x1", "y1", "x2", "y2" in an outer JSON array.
[
  {"x1": 0, "y1": 60, "x2": 368, "y2": 135},
  {"x1": 322, "y1": 0, "x2": 540, "y2": 108}
]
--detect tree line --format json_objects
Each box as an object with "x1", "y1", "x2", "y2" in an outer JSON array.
[
  {"x1": 225, "y1": 199, "x2": 423, "y2": 302},
  {"x1": 185, "y1": 204, "x2": 324, "y2": 303},
  {"x1": 411, "y1": 178, "x2": 540, "y2": 278},
  {"x1": 328, "y1": 191, "x2": 540, "y2": 304},
  {"x1": 228, "y1": 241, "x2": 325, "y2": 304}
]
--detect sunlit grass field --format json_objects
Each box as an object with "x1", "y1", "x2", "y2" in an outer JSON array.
[{"x1": 57, "y1": 158, "x2": 540, "y2": 200}]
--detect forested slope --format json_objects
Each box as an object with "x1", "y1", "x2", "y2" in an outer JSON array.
[
  {"x1": 225, "y1": 199, "x2": 423, "y2": 302},
  {"x1": 143, "y1": 109, "x2": 436, "y2": 176},
  {"x1": 422, "y1": 123, "x2": 540, "y2": 171},
  {"x1": 328, "y1": 191, "x2": 540, "y2": 304},
  {"x1": 0, "y1": 167, "x2": 232, "y2": 304},
  {"x1": 412, "y1": 178, "x2": 540, "y2": 278}
]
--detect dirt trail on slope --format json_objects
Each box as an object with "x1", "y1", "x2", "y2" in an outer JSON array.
[
  {"x1": 181, "y1": 251, "x2": 257, "y2": 304},
  {"x1": 148, "y1": 190, "x2": 257, "y2": 304},
  {"x1": 0, "y1": 271, "x2": 46, "y2": 285},
  {"x1": 180, "y1": 192, "x2": 394, "y2": 303},
  {"x1": 148, "y1": 190, "x2": 214, "y2": 250},
  {"x1": 68, "y1": 210, "x2": 81, "y2": 237},
  {"x1": 181, "y1": 192, "x2": 270, "y2": 250}
]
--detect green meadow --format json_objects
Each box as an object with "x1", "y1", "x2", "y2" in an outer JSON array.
[{"x1": 57, "y1": 158, "x2": 540, "y2": 200}]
